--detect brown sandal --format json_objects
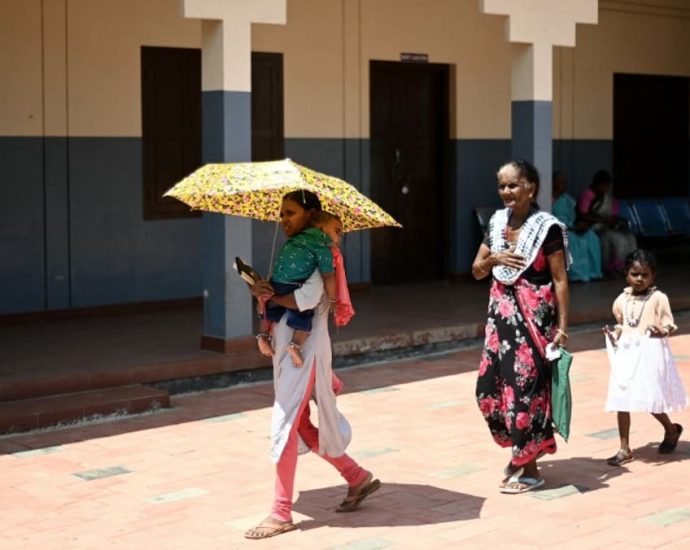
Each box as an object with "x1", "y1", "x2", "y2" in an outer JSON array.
[
  {"x1": 336, "y1": 473, "x2": 381, "y2": 513},
  {"x1": 244, "y1": 518, "x2": 296, "y2": 539}
]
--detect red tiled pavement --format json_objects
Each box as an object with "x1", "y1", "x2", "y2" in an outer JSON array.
[{"x1": 1, "y1": 315, "x2": 689, "y2": 548}]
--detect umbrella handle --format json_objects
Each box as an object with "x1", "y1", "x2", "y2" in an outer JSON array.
[{"x1": 267, "y1": 220, "x2": 280, "y2": 280}]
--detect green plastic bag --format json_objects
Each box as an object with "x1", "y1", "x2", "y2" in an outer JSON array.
[{"x1": 551, "y1": 347, "x2": 573, "y2": 442}]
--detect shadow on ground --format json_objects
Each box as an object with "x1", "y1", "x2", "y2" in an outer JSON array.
[
  {"x1": 293, "y1": 482, "x2": 484, "y2": 530},
  {"x1": 632, "y1": 440, "x2": 690, "y2": 464},
  {"x1": 537, "y1": 456, "x2": 630, "y2": 492}
]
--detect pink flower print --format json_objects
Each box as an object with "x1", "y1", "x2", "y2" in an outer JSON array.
[
  {"x1": 503, "y1": 385, "x2": 515, "y2": 409},
  {"x1": 533, "y1": 249, "x2": 546, "y2": 271},
  {"x1": 515, "y1": 342, "x2": 535, "y2": 368},
  {"x1": 479, "y1": 354, "x2": 490, "y2": 376},
  {"x1": 539, "y1": 285, "x2": 554, "y2": 304},
  {"x1": 486, "y1": 326, "x2": 499, "y2": 353},
  {"x1": 519, "y1": 286, "x2": 540, "y2": 311},
  {"x1": 516, "y1": 412, "x2": 531, "y2": 430},
  {"x1": 498, "y1": 298, "x2": 515, "y2": 319},
  {"x1": 490, "y1": 282, "x2": 504, "y2": 301},
  {"x1": 529, "y1": 393, "x2": 546, "y2": 416},
  {"x1": 479, "y1": 397, "x2": 496, "y2": 416}
]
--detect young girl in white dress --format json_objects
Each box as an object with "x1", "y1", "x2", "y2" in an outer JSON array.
[{"x1": 603, "y1": 250, "x2": 688, "y2": 466}]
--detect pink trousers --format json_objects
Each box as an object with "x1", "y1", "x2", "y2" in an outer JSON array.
[{"x1": 271, "y1": 368, "x2": 367, "y2": 522}]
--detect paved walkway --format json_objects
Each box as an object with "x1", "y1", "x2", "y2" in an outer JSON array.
[{"x1": 1, "y1": 319, "x2": 690, "y2": 549}]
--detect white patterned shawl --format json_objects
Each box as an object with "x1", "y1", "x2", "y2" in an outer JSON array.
[{"x1": 488, "y1": 208, "x2": 571, "y2": 285}]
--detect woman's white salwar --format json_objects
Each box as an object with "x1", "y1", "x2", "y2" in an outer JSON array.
[{"x1": 270, "y1": 270, "x2": 352, "y2": 463}]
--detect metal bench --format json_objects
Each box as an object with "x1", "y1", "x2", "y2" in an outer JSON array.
[
  {"x1": 660, "y1": 197, "x2": 690, "y2": 236},
  {"x1": 620, "y1": 197, "x2": 690, "y2": 239}
]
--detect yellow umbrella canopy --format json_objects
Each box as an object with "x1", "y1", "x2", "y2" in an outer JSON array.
[{"x1": 164, "y1": 158, "x2": 401, "y2": 232}]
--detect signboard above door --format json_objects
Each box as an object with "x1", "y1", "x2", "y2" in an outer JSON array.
[{"x1": 400, "y1": 52, "x2": 428, "y2": 63}]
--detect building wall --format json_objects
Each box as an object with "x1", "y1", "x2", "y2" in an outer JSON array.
[
  {"x1": 0, "y1": 0, "x2": 203, "y2": 314},
  {"x1": 1, "y1": 0, "x2": 689, "y2": 314},
  {"x1": 553, "y1": 1, "x2": 690, "y2": 196}
]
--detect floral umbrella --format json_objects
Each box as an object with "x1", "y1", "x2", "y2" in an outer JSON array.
[{"x1": 164, "y1": 158, "x2": 401, "y2": 232}]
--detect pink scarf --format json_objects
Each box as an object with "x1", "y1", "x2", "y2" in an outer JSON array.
[{"x1": 332, "y1": 247, "x2": 355, "y2": 327}]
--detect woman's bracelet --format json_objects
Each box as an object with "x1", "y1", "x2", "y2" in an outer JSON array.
[
  {"x1": 556, "y1": 328, "x2": 569, "y2": 339},
  {"x1": 256, "y1": 332, "x2": 271, "y2": 341}
]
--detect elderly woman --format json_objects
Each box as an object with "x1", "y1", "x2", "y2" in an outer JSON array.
[
  {"x1": 472, "y1": 160, "x2": 570, "y2": 494},
  {"x1": 244, "y1": 190, "x2": 379, "y2": 540},
  {"x1": 577, "y1": 170, "x2": 637, "y2": 275}
]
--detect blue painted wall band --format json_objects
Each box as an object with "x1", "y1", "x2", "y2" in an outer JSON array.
[{"x1": 1, "y1": 134, "x2": 633, "y2": 315}]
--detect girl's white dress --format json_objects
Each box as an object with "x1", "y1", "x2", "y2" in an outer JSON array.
[{"x1": 605, "y1": 288, "x2": 688, "y2": 413}]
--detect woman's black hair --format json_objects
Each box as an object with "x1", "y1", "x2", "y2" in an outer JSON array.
[
  {"x1": 625, "y1": 249, "x2": 658, "y2": 274},
  {"x1": 282, "y1": 190, "x2": 322, "y2": 212},
  {"x1": 590, "y1": 169, "x2": 612, "y2": 190}
]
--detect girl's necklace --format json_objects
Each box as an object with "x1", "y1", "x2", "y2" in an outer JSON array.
[{"x1": 623, "y1": 286, "x2": 656, "y2": 327}]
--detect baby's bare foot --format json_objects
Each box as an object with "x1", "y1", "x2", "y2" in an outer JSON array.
[
  {"x1": 257, "y1": 335, "x2": 274, "y2": 356},
  {"x1": 287, "y1": 342, "x2": 303, "y2": 367}
]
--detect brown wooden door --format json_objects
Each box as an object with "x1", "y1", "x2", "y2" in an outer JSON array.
[
  {"x1": 370, "y1": 60, "x2": 450, "y2": 285},
  {"x1": 614, "y1": 74, "x2": 689, "y2": 198},
  {"x1": 252, "y1": 52, "x2": 284, "y2": 161}
]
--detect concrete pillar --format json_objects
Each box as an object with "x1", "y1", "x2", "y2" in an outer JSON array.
[
  {"x1": 182, "y1": 0, "x2": 286, "y2": 351},
  {"x1": 480, "y1": 0, "x2": 598, "y2": 210}
]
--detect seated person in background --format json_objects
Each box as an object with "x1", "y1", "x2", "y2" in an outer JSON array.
[
  {"x1": 552, "y1": 171, "x2": 603, "y2": 282},
  {"x1": 577, "y1": 170, "x2": 637, "y2": 276}
]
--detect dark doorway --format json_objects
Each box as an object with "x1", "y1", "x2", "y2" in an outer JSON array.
[
  {"x1": 141, "y1": 46, "x2": 202, "y2": 219},
  {"x1": 252, "y1": 52, "x2": 284, "y2": 161},
  {"x1": 613, "y1": 73, "x2": 689, "y2": 198},
  {"x1": 370, "y1": 60, "x2": 450, "y2": 285}
]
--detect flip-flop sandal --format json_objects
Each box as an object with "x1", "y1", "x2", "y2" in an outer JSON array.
[
  {"x1": 501, "y1": 448, "x2": 548, "y2": 480},
  {"x1": 500, "y1": 464, "x2": 524, "y2": 487},
  {"x1": 336, "y1": 477, "x2": 381, "y2": 513},
  {"x1": 503, "y1": 463, "x2": 524, "y2": 478},
  {"x1": 659, "y1": 423, "x2": 683, "y2": 454},
  {"x1": 244, "y1": 520, "x2": 296, "y2": 539},
  {"x1": 499, "y1": 475, "x2": 545, "y2": 494},
  {"x1": 606, "y1": 449, "x2": 634, "y2": 466}
]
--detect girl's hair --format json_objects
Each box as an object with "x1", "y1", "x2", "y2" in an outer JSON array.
[
  {"x1": 497, "y1": 159, "x2": 540, "y2": 200},
  {"x1": 282, "y1": 190, "x2": 322, "y2": 212},
  {"x1": 590, "y1": 169, "x2": 612, "y2": 190},
  {"x1": 311, "y1": 210, "x2": 340, "y2": 226},
  {"x1": 625, "y1": 249, "x2": 658, "y2": 274}
]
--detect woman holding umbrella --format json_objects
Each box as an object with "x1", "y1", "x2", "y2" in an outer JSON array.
[{"x1": 244, "y1": 190, "x2": 380, "y2": 539}]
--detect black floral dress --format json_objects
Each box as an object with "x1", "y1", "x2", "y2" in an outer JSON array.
[{"x1": 476, "y1": 223, "x2": 564, "y2": 467}]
